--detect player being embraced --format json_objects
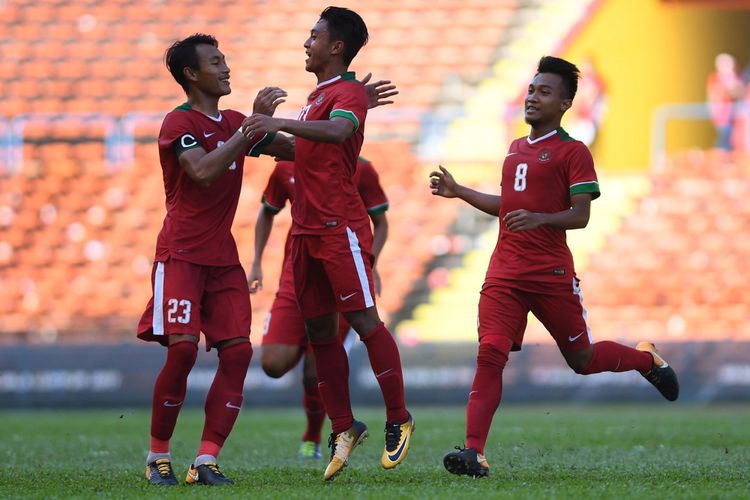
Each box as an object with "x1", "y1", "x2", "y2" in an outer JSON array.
[
  {"x1": 248, "y1": 157, "x2": 389, "y2": 460},
  {"x1": 136, "y1": 33, "x2": 293, "y2": 486},
  {"x1": 430, "y1": 56, "x2": 679, "y2": 478},
  {"x1": 243, "y1": 7, "x2": 414, "y2": 481}
]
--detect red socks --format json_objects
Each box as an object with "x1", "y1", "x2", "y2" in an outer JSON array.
[
  {"x1": 198, "y1": 342, "x2": 253, "y2": 457},
  {"x1": 361, "y1": 322, "x2": 409, "y2": 424},
  {"x1": 301, "y1": 380, "x2": 326, "y2": 443},
  {"x1": 465, "y1": 336, "x2": 509, "y2": 453},
  {"x1": 310, "y1": 336, "x2": 353, "y2": 434},
  {"x1": 580, "y1": 341, "x2": 653, "y2": 375},
  {"x1": 150, "y1": 341, "x2": 198, "y2": 451}
]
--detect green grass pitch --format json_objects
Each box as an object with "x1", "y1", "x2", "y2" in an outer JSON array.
[{"x1": 1, "y1": 405, "x2": 748, "y2": 498}]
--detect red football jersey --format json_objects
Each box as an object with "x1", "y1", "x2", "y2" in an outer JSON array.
[
  {"x1": 486, "y1": 128, "x2": 600, "y2": 286},
  {"x1": 291, "y1": 72, "x2": 369, "y2": 235},
  {"x1": 262, "y1": 158, "x2": 388, "y2": 293},
  {"x1": 155, "y1": 103, "x2": 273, "y2": 266}
]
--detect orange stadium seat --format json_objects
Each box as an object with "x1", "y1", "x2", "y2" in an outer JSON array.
[{"x1": 580, "y1": 150, "x2": 750, "y2": 342}]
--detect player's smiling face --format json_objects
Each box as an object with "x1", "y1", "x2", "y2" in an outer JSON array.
[
  {"x1": 304, "y1": 19, "x2": 333, "y2": 73},
  {"x1": 524, "y1": 72, "x2": 571, "y2": 128},
  {"x1": 190, "y1": 44, "x2": 231, "y2": 97}
]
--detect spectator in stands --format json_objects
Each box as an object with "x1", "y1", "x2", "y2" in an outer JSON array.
[
  {"x1": 430, "y1": 56, "x2": 679, "y2": 479},
  {"x1": 248, "y1": 157, "x2": 389, "y2": 461},
  {"x1": 136, "y1": 33, "x2": 293, "y2": 487},
  {"x1": 565, "y1": 57, "x2": 606, "y2": 148},
  {"x1": 707, "y1": 52, "x2": 744, "y2": 150}
]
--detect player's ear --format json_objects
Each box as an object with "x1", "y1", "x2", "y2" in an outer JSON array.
[
  {"x1": 183, "y1": 66, "x2": 199, "y2": 84},
  {"x1": 561, "y1": 99, "x2": 572, "y2": 112},
  {"x1": 330, "y1": 40, "x2": 344, "y2": 58}
]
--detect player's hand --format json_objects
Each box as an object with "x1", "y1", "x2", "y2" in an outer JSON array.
[
  {"x1": 247, "y1": 263, "x2": 263, "y2": 294},
  {"x1": 242, "y1": 114, "x2": 280, "y2": 138},
  {"x1": 252, "y1": 87, "x2": 287, "y2": 116},
  {"x1": 504, "y1": 209, "x2": 545, "y2": 232},
  {"x1": 429, "y1": 165, "x2": 460, "y2": 198},
  {"x1": 373, "y1": 266, "x2": 382, "y2": 297},
  {"x1": 362, "y1": 72, "x2": 398, "y2": 109}
]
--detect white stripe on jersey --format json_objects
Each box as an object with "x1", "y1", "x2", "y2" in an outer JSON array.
[
  {"x1": 346, "y1": 227, "x2": 374, "y2": 308},
  {"x1": 153, "y1": 262, "x2": 165, "y2": 336},
  {"x1": 572, "y1": 278, "x2": 593, "y2": 343}
]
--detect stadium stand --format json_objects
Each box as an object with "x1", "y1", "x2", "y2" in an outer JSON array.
[{"x1": 1, "y1": 0, "x2": 520, "y2": 342}]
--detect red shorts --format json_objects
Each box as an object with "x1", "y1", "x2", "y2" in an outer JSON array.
[
  {"x1": 137, "y1": 258, "x2": 251, "y2": 350},
  {"x1": 262, "y1": 259, "x2": 361, "y2": 346},
  {"x1": 291, "y1": 225, "x2": 376, "y2": 320},
  {"x1": 478, "y1": 277, "x2": 592, "y2": 352}
]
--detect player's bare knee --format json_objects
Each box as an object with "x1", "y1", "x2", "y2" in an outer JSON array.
[
  {"x1": 563, "y1": 350, "x2": 592, "y2": 374},
  {"x1": 261, "y1": 354, "x2": 287, "y2": 378},
  {"x1": 344, "y1": 307, "x2": 380, "y2": 336}
]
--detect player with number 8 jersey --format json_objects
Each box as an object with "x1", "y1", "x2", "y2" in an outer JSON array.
[
  {"x1": 488, "y1": 127, "x2": 599, "y2": 285},
  {"x1": 431, "y1": 56, "x2": 679, "y2": 479}
]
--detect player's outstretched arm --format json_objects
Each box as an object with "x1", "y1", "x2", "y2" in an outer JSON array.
[
  {"x1": 361, "y1": 72, "x2": 398, "y2": 109},
  {"x1": 242, "y1": 115, "x2": 354, "y2": 144},
  {"x1": 253, "y1": 87, "x2": 288, "y2": 116},
  {"x1": 429, "y1": 165, "x2": 500, "y2": 216},
  {"x1": 179, "y1": 130, "x2": 251, "y2": 187},
  {"x1": 248, "y1": 205, "x2": 276, "y2": 293},
  {"x1": 262, "y1": 134, "x2": 295, "y2": 161}
]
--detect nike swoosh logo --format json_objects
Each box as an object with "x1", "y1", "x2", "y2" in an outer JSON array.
[
  {"x1": 163, "y1": 401, "x2": 182, "y2": 407},
  {"x1": 568, "y1": 331, "x2": 585, "y2": 342},
  {"x1": 339, "y1": 292, "x2": 357, "y2": 301},
  {"x1": 225, "y1": 402, "x2": 242, "y2": 410},
  {"x1": 187, "y1": 469, "x2": 199, "y2": 481},
  {"x1": 387, "y1": 431, "x2": 410, "y2": 462},
  {"x1": 203, "y1": 131, "x2": 215, "y2": 137},
  {"x1": 477, "y1": 455, "x2": 487, "y2": 463},
  {"x1": 506, "y1": 152, "x2": 519, "y2": 157}
]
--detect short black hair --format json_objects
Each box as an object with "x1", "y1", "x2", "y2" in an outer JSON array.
[
  {"x1": 165, "y1": 33, "x2": 218, "y2": 93},
  {"x1": 319, "y1": 6, "x2": 368, "y2": 66},
  {"x1": 536, "y1": 56, "x2": 580, "y2": 100}
]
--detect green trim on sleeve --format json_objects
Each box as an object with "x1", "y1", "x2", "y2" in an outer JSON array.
[
  {"x1": 367, "y1": 202, "x2": 389, "y2": 215},
  {"x1": 261, "y1": 196, "x2": 282, "y2": 214},
  {"x1": 570, "y1": 181, "x2": 601, "y2": 200},
  {"x1": 247, "y1": 131, "x2": 277, "y2": 157},
  {"x1": 330, "y1": 109, "x2": 360, "y2": 133}
]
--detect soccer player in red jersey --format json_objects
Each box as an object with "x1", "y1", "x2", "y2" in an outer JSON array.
[
  {"x1": 430, "y1": 56, "x2": 679, "y2": 478},
  {"x1": 243, "y1": 7, "x2": 414, "y2": 480},
  {"x1": 248, "y1": 157, "x2": 389, "y2": 460},
  {"x1": 136, "y1": 33, "x2": 293, "y2": 486}
]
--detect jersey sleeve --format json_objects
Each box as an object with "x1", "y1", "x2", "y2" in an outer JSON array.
[
  {"x1": 222, "y1": 109, "x2": 277, "y2": 158},
  {"x1": 329, "y1": 84, "x2": 368, "y2": 134},
  {"x1": 261, "y1": 162, "x2": 292, "y2": 213},
  {"x1": 159, "y1": 112, "x2": 202, "y2": 157},
  {"x1": 356, "y1": 160, "x2": 389, "y2": 214},
  {"x1": 567, "y1": 142, "x2": 601, "y2": 200}
]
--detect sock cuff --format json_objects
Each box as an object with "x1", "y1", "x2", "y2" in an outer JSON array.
[
  {"x1": 194, "y1": 452, "x2": 218, "y2": 466},
  {"x1": 361, "y1": 322, "x2": 387, "y2": 341}
]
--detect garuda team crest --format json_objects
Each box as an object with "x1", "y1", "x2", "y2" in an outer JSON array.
[
  {"x1": 538, "y1": 150, "x2": 551, "y2": 162},
  {"x1": 315, "y1": 92, "x2": 326, "y2": 106}
]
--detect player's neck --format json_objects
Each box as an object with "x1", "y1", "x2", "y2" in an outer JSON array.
[
  {"x1": 315, "y1": 62, "x2": 349, "y2": 85},
  {"x1": 528, "y1": 122, "x2": 560, "y2": 141},
  {"x1": 187, "y1": 92, "x2": 221, "y2": 119}
]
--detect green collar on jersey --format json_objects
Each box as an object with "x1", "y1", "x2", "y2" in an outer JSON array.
[
  {"x1": 175, "y1": 102, "x2": 192, "y2": 112},
  {"x1": 556, "y1": 127, "x2": 576, "y2": 142},
  {"x1": 341, "y1": 71, "x2": 356, "y2": 81}
]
